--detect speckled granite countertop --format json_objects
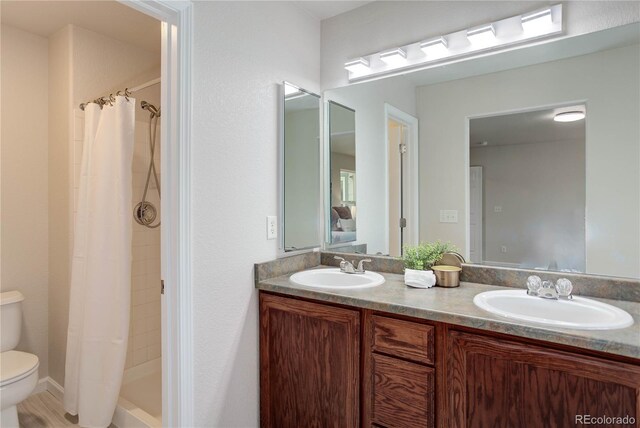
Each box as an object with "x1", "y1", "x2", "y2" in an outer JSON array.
[{"x1": 257, "y1": 267, "x2": 640, "y2": 360}]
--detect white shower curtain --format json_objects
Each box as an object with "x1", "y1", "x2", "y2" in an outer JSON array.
[{"x1": 64, "y1": 96, "x2": 135, "y2": 428}]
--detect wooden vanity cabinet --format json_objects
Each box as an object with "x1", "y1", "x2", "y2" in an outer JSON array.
[
  {"x1": 363, "y1": 313, "x2": 437, "y2": 428},
  {"x1": 259, "y1": 292, "x2": 640, "y2": 428},
  {"x1": 259, "y1": 293, "x2": 361, "y2": 428},
  {"x1": 446, "y1": 329, "x2": 640, "y2": 428}
]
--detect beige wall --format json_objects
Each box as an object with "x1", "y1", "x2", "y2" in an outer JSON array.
[
  {"x1": 419, "y1": 44, "x2": 640, "y2": 278},
  {"x1": 48, "y1": 24, "x2": 160, "y2": 386},
  {"x1": 470, "y1": 139, "x2": 585, "y2": 270},
  {"x1": 47, "y1": 25, "x2": 73, "y2": 386},
  {"x1": 387, "y1": 120, "x2": 402, "y2": 257},
  {"x1": 1, "y1": 24, "x2": 50, "y2": 377}
]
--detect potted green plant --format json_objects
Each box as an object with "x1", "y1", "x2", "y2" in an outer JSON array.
[{"x1": 402, "y1": 241, "x2": 458, "y2": 288}]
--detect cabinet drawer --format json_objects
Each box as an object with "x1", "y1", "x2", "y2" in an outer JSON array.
[
  {"x1": 371, "y1": 353, "x2": 435, "y2": 428},
  {"x1": 371, "y1": 315, "x2": 435, "y2": 365}
]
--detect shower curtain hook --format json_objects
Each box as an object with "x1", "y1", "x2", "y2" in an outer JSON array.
[{"x1": 116, "y1": 90, "x2": 131, "y2": 102}]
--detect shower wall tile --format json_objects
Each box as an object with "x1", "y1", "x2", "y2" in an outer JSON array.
[{"x1": 126, "y1": 117, "x2": 162, "y2": 370}]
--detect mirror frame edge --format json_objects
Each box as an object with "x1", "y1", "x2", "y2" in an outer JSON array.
[
  {"x1": 324, "y1": 100, "x2": 358, "y2": 250},
  {"x1": 278, "y1": 81, "x2": 324, "y2": 257}
]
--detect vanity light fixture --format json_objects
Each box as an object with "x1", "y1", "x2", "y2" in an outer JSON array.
[
  {"x1": 467, "y1": 24, "x2": 497, "y2": 47},
  {"x1": 380, "y1": 48, "x2": 407, "y2": 67},
  {"x1": 420, "y1": 37, "x2": 449, "y2": 58},
  {"x1": 345, "y1": 4, "x2": 562, "y2": 81},
  {"x1": 344, "y1": 57, "x2": 370, "y2": 74},
  {"x1": 554, "y1": 111, "x2": 586, "y2": 122},
  {"x1": 521, "y1": 8, "x2": 553, "y2": 35}
]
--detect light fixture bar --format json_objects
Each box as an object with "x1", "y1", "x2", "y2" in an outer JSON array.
[
  {"x1": 345, "y1": 4, "x2": 563, "y2": 81},
  {"x1": 284, "y1": 83, "x2": 301, "y2": 96},
  {"x1": 522, "y1": 8, "x2": 552, "y2": 24},
  {"x1": 521, "y1": 8, "x2": 553, "y2": 34},
  {"x1": 344, "y1": 57, "x2": 370, "y2": 74},
  {"x1": 420, "y1": 37, "x2": 448, "y2": 57},
  {"x1": 380, "y1": 48, "x2": 407, "y2": 66},
  {"x1": 554, "y1": 111, "x2": 585, "y2": 122},
  {"x1": 467, "y1": 24, "x2": 496, "y2": 46}
]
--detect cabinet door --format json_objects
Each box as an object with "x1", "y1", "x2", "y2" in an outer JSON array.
[
  {"x1": 259, "y1": 293, "x2": 360, "y2": 428},
  {"x1": 448, "y1": 330, "x2": 640, "y2": 428},
  {"x1": 371, "y1": 353, "x2": 435, "y2": 428}
]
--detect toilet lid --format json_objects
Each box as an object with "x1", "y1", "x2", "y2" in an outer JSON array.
[{"x1": 0, "y1": 350, "x2": 39, "y2": 387}]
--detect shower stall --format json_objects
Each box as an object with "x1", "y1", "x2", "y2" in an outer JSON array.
[{"x1": 68, "y1": 78, "x2": 162, "y2": 428}]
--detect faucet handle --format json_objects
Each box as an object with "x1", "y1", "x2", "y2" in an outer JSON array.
[
  {"x1": 526, "y1": 275, "x2": 542, "y2": 295},
  {"x1": 538, "y1": 280, "x2": 559, "y2": 299},
  {"x1": 556, "y1": 278, "x2": 573, "y2": 300},
  {"x1": 357, "y1": 259, "x2": 372, "y2": 272},
  {"x1": 334, "y1": 256, "x2": 347, "y2": 271}
]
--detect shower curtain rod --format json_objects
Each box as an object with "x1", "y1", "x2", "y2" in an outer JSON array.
[{"x1": 78, "y1": 77, "x2": 161, "y2": 111}]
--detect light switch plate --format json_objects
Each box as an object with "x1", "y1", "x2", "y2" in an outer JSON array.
[
  {"x1": 439, "y1": 209, "x2": 458, "y2": 223},
  {"x1": 267, "y1": 216, "x2": 277, "y2": 240}
]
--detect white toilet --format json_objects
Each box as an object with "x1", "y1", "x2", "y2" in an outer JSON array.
[{"x1": 0, "y1": 291, "x2": 40, "y2": 428}]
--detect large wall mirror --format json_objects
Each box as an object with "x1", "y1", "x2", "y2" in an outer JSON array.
[
  {"x1": 281, "y1": 82, "x2": 321, "y2": 252},
  {"x1": 323, "y1": 22, "x2": 640, "y2": 279},
  {"x1": 469, "y1": 106, "x2": 586, "y2": 271},
  {"x1": 327, "y1": 101, "x2": 357, "y2": 246}
]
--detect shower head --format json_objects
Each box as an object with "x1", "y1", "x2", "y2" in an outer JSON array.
[{"x1": 141, "y1": 101, "x2": 161, "y2": 118}]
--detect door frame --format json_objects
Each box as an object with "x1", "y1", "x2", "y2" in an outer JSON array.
[
  {"x1": 119, "y1": 1, "x2": 193, "y2": 426},
  {"x1": 469, "y1": 166, "x2": 483, "y2": 263},
  {"x1": 384, "y1": 104, "x2": 419, "y2": 255}
]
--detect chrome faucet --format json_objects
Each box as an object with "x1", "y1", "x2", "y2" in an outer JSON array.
[
  {"x1": 334, "y1": 256, "x2": 372, "y2": 274},
  {"x1": 527, "y1": 275, "x2": 573, "y2": 300}
]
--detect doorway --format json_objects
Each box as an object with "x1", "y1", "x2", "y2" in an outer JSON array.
[
  {"x1": 469, "y1": 166, "x2": 483, "y2": 263},
  {"x1": 385, "y1": 104, "x2": 419, "y2": 257},
  {"x1": 0, "y1": 1, "x2": 192, "y2": 426}
]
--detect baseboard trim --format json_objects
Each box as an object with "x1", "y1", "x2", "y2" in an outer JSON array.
[
  {"x1": 45, "y1": 377, "x2": 65, "y2": 402},
  {"x1": 33, "y1": 377, "x2": 49, "y2": 395}
]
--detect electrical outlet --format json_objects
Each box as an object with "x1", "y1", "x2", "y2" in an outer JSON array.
[
  {"x1": 267, "y1": 216, "x2": 277, "y2": 240},
  {"x1": 501, "y1": 245, "x2": 507, "y2": 253},
  {"x1": 494, "y1": 206, "x2": 502, "y2": 213},
  {"x1": 439, "y1": 209, "x2": 458, "y2": 223}
]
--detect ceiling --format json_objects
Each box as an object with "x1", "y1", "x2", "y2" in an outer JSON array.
[
  {"x1": 331, "y1": 132, "x2": 355, "y2": 157},
  {"x1": 1, "y1": 0, "x2": 161, "y2": 54},
  {"x1": 293, "y1": 1, "x2": 372, "y2": 21},
  {"x1": 470, "y1": 107, "x2": 586, "y2": 147},
  {"x1": 0, "y1": 1, "x2": 373, "y2": 53}
]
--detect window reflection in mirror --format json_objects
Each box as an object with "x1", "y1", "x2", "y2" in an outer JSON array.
[
  {"x1": 328, "y1": 101, "x2": 357, "y2": 245},
  {"x1": 282, "y1": 82, "x2": 321, "y2": 252},
  {"x1": 468, "y1": 106, "x2": 586, "y2": 272}
]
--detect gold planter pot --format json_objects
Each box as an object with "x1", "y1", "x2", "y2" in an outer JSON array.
[{"x1": 432, "y1": 265, "x2": 462, "y2": 288}]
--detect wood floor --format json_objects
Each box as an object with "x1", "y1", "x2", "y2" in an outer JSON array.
[{"x1": 17, "y1": 392, "x2": 116, "y2": 428}]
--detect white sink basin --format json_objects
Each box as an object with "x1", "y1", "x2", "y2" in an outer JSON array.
[
  {"x1": 473, "y1": 290, "x2": 634, "y2": 330},
  {"x1": 290, "y1": 268, "x2": 385, "y2": 289}
]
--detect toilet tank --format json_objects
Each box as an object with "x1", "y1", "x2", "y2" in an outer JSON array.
[{"x1": 0, "y1": 291, "x2": 24, "y2": 352}]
